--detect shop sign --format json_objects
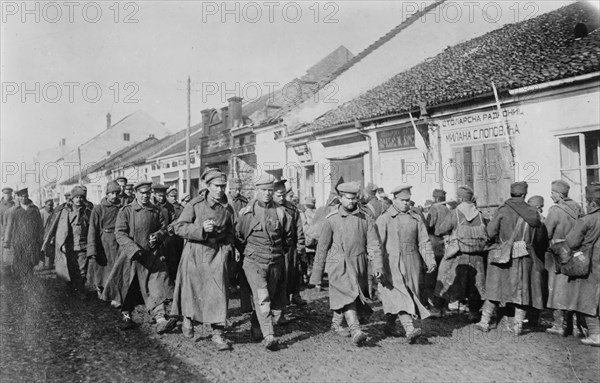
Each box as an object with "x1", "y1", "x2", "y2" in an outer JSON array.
[
  {"x1": 440, "y1": 107, "x2": 524, "y2": 145},
  {"x1": 376, "y1": 126, "x2": 415, "y2": 151}
]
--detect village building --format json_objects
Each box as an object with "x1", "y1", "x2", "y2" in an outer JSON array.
[{"x1": 284, "y1": 2, "x2": 599, "y2": 211}]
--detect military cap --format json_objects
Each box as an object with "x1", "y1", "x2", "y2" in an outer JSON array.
[
  {"x1": 433, "y1": 189, "x2": 446, "y2": 198},
  {"x1": 586, "y1": 184, "x2": 600, "y2": 199},
  {"x1": 181, "y1": 194, "x2": 191, "y2": 202},
  {"x1": 457, "y1": 185, "x2": 474, "y2": 200},
  {"x1": 202, "y1": 169, "x2": 228, "y2": 185},
  {"x1": 391, "y1": 185, "x2": 412, "y2": 199},
  {"x1": 424, "y1": 199, "x2": 433, "y2": 208},
  {"x1": 167, "y1": 186, "x2": 178, "y2": 196},
  {"x1": 71, "y1": 185, "x2": 86, "y2": 197},
  {"x1": 106, "y1": 181, "x2": 121, "y2": 194},
  {"x1": 551, "y1": 179, "x2": 570, "y2": 194},
  {"x1": 64, "y1": 191, "x2": 71, "y2": 197},
  {"x1": 510, "y1": 181, "x2": 528, "y2": 195},
  {"x1": 255, "y1": 174, "x2": 276, "y2": 189},
  {"x1": 304, "y1": 196, "x2": 316, "y2": 206},
  {"x1": 152, "y1": 183, "x2": 168, "y2": 191},
  {"x1": 15, "y1": 188, "x2": 28, "y2": 197},
  {"x1": 115, "y1": 176, "x2": 127, "y2": 183},
  {"x1": 44, "y1": 198, "x2": 53, "y2": 204},
  {"x1": 1, "y1": 187, "x2": 13, "y2": 193},
  {"x1": 133, "y1": 180, "x2": 152, "y2": 192},
  {"x1": 379, "y1": 192, "x2": 389, "y2": 198},
  {"x1": 364, "y1": 182, "x2": 378, "y2": 194},
  {"x1": 337, "y1": 181, "x2": 361, "y2": 195},
  {"x1": 230, "y1": 179, "x2": 242, "y2": 189},
  {"x1": 527, "y1": 195, "x2": 544, "y2": 208},
  {"x1": 125, "y1": 183, "x2": 134, "y2": 190},
  {"x1": 286, "y1": 184, "x2": 294, "y2": 194}
]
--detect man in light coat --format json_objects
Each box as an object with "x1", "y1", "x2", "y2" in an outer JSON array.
[
  {"x1": 376, "y1": 185, "x2": 436, "y2": 343},
  {"x1": 171, "y1": 169, "x2": 236, "y2": 351}
]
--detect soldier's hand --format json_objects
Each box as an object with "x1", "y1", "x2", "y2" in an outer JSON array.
[
  {"x1": 148, "y1": 233, "x2": 158, "y2": 248},
  {"x1": 203, "y1": 219, "x2": 215, "y2": 232},
  {"x1": 314, "y1": 284, "x2": 322, "y2": 292},
  {"x1": 426, "y1": 263, "x2": 437, "y2": 274},
  {"x1": 235, "y1": 251, "x2": 240, "y2": 262},
  {"x1": 167, "y1": 225, "x2": 175, "y2": 236},
  {"x1": 160, "y1": 255, "x2": 167, "y2": 263}
]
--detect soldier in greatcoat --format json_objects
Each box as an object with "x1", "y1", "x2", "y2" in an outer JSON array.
[
  {"x1": 87, "y1": 181, "x2": 123, "y2": 301},
  {"x1": 300, "y1": 196, "x2": 317, "y2": 284},
  {"x1": 476, "y1": 181, "x2": 548, "y2": 335},
  {"x1": 433, "y1": 186, "x2": 487, "y2": 321},
  {"x1": 42, "y1": 185, "x2": 92, "y2": 297},
  {"x1": 171, "y1": 169, "x2": 236, "y2": 351},
  {"x1": 1, "y1": 187, "x2": 16, "y2": 272},
  {"x1": 425, "y1": 189, "x2": 449, "y2": 316},
  {"x1": 228, "y1": 179, "x2": 252, "y2": 313},
  {"x1": 543, "y1": 180, "x2": 586, "y2": 336},
  {"x1": 152, "y1": 183, "x2": 179, "y2": 282},
  {"x1": 565, "y1": 184, "x2": 600, "y2": 347},
  {"x1": 124, "y1": 183, "x2": 135, "y2": 203},
  {"x1": 236, "y1": 174, "x2": 293, "y2": 350},
  {"x1": 376, "y1": 185, "x2": 437, "y2": 343},
  {"x1": 310, "y1": 182, "x2": 383, "y2": 346},
  {"x1": 4, "y1": 188, "x2": 43, "y2": 278},
  {"x1": 101, "y1": 181, "x2": 177, "y2": 334},
  {"x1": 39, "y1": 199, "x2": 55, "y2": 270},
  {"x1": 273, "y1": 179, "x2": 307, "y2": 314},
  {"x1": 167, "y1": 187, "x2": 185, "y2": 220}
]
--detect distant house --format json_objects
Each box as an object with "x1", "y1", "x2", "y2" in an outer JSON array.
[{"x1": 55, "y1": 110, "x2": 170, "y2": 199}]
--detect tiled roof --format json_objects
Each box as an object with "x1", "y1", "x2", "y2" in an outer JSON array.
[
  {"x1": 151, "y1": 122, "x2": 203, "y2": 159},
  {"x1": 307, "y1": 2, "x2": 600, "y2": 130},
  {"x1": 61, "y1": 137, "x2": 159, "y2": 185}
]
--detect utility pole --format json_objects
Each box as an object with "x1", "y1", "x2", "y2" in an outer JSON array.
[
  {"x1": 186, "y1": 76, "x2": 191, "y2": 194},
  {"x1": 78, "y1": 147, "x2": 82, "y2": 184}
]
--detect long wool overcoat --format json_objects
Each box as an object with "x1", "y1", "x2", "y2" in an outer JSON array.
[
  {"x1": 376, "y1": 205, "x2": 435, "y2": 318},
  {"x1": 565, "y1": 207, "x2": 600, "y2": 316},
  {"x1": 43, "y1": 203, "x2": 92, "y2": 282},
  {"x1": 87, "y1": 198, "x2": 122, "y2": 290},
  {"x1": 544, "y1": 199, "x2": 583, "y2": 310},
  {"x1": 310, "y1": 205, "x2": 383, "y2": 310},
  {"x1": 4, "y1": 202, "x2": 43, "y2": 275},
  {"x1": 434, "y1": 203, "x2": 487, "y2": 302},
  {"x1": 484, "y1": 198, "x2": 548, "y2": 309},
  {"x1": 171, "y1": 192, "x2": 236, "y2": 324},
  {"x1": 102, "y1": 200, "x2": 171, "y2": 312}
]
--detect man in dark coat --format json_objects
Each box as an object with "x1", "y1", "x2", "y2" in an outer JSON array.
[
  {"x1": 236, "y1": 174, "x2": 293, "y2": 350},
  {"x1": 124, "y1": 183, "x2": 135, "y2": 203},
  {"x1": 167, "y1": 187, "x2": 185, "y2": 220},
  {"x1": 1, "y1": 187, "x2": 16, "y2": 272},
  {"x1": 434, "y1": 186, "x2": 487, "y2": 321},
  {"x1": 566, "y1": 184, "x2": 600, "y2": 347},
  {"x1": 40, "y1": 198, "x2": 55, "y2": 270},
  {"x1": 476, "y1": 181, "x2": 548, "y2": 335},
  {"x1": 544, "y1": 180, "x2": 585, "y2": 337},
  {"x1": 228, "y1": 179, "x2": 252, "y2": 313},
  {"x1": 376, "y1": 185, "x2": 436, "y2": 343},
  {"x1": 425, "y1": 189, "x2": 450, "y2": 316},
  {"x1": 42, "y1": 185, "x2": 92, "y2": 297},
  {"x1": 116, "y1": 177, "x2": 133, "y2": 205},
  {"x1": 310, "y1": 181, "x2": 383, "y2": 346},
  {"x1": 102, "y1": 181, "x2": 177, "y2": 334},
  {"x1": 363, "y1": 183, "x2": 383, "y2": 219},
  {"x1": 3, "y1": 188, "x2": 43, "y2": 277},
  {"x1": 273, "y1": 179, "x2": 307, "y2": 312},
  {"x1": 153, "y1": 184, "x2": 179, "y2": 282},
  {"x1": 87, "y1": 181, "x2": 123, "y2": 301},
  {"x1": 172, "y1": 169, "x2": 236, "y2": 351}
]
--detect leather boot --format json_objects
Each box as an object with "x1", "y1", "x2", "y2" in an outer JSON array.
[
  {"x1": 546, "y1": 310, "x2": 566, "y2": 336},
  {"x1": 272, "y1": 309, "x2": 290, "y2": 325},
  {"x1": 399, "y1": 313, "x2": 421, "y2": 344},
  {"x1": 344, "y1": 309, "x2": 367, "y2": 346},
  {"x1": 331, "y1": 311, "x2": 350, "y2": 337},
  {"x1": 250, "y1": 311, "x2": 263, "y2": 342},
  {"x1": 384, "y1": 313, "x2": 403, "y2": 338},
  {"x1": 211, "y1": 326, "x2": 231, "y2": 351},
  {"x1": 513, "y1": 307, "x2": 526, "y2": 336}
]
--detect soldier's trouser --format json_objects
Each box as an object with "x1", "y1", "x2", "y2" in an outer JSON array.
[
  {"x1": 68, "y1": 250, "x2": 88, "y2": 290},
  {"x1": 243, "y1": 257, "x2": 286, "y2": 338},
  {"x1": 238, "y1": 268, "x2": 253, "y2": 313},
  {"x1": 285, "y1": 249, "x2": 300, "y2": 297}
]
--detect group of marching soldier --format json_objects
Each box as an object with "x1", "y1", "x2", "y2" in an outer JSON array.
[{"x1": 1, "y1": 169, "x2": 599, "y2": 351}]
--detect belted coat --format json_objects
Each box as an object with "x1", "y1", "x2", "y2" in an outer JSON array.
[{"x1": 87, "y1": 198, "x2": 122, "y2": 289}]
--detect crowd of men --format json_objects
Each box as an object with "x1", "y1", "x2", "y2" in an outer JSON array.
[{"x1": 0, "y1": 171, "x2": 599, "y2": 352}]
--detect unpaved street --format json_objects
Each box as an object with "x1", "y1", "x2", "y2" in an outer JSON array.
[{"x1": 1, "y1": 270, "x2": 598, "y2": 383}]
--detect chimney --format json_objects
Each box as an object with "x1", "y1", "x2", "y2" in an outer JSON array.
[
  {"x1": 106, "y1": 113, "x2": 112, "y2": 129},
  {"x1": 59, "y1": 138, "x2": 66, "y2": 146},
  {"x1": 227, "y1": 96, "x2": 243, "y2": 129},
  {"x1": 200, "y1": 109, "x2": 212, "y2": 131},
  {"x1": 220, "y1": 106, "x2": 229, "y2": 131}
]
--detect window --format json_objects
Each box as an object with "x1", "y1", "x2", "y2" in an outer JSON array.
[
  {"x1": 559, "y1": 130, "x2": 600, "y2": 204},
  {"x1": 123, "y1": 133, "x2": 130, "y2": 141},
  {"x1": 239, "y1": 136, "x2": 245, "y2": 146},
  {"x1": 172, "y1": 161, "x2": 177, "y2": 167}
]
